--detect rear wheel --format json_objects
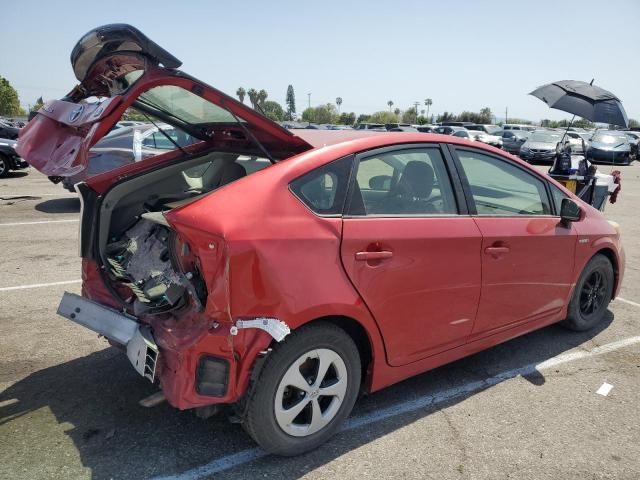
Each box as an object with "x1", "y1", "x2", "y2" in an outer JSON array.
[
  {"x1": 243, "y1": 322, "x2": 361, "y2": 456},
  {"x1": 562, "y1": 254, "x2": 613, "y2": 331},
  {"x1": 0, "y1": 154, "x2": 8, "y2": 177}
]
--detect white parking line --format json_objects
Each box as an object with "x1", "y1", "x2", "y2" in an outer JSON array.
[
  {"x1": 0, "y1": 219, "x2": 78, "y2": 227},
  {"x1": 0, "y1": 279, "x2": 82, "y2": 292},
  {"x1": 151, "y1": 335, "x2": 640, "y2": 480},
  {"x1": 616, "y1": 297, "x2": 640, "y2": 308}
]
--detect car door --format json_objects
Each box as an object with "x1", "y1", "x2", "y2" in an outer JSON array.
[
  {"x1": 450, "y1": 146, "x2": 577, "y2": 338},
  {"x1": 340, "y1": 144, "x2": 482, "y2": 367}
]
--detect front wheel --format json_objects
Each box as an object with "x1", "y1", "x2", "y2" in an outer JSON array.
[
  {"x1": 242, "y1": 322, "x2": 361, "y2": 456},
  {"x1": 561, "y1": 254, "x2": 614, "y2": 331}
]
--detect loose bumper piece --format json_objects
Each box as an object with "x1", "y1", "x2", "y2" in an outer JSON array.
[{"x1": 57, "y1": 292, "x2": 159, "y2": 382}]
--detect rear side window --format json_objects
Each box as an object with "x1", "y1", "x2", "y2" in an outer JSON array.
[
  {"x1": 457, "y1": 149, "x2": 551, "y2": 216},
  {"x1": 290, "y1": 156, "x2": 353, "y2": 215}
]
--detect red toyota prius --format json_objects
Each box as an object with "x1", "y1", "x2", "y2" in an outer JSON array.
[{"x1": 18, "y1": 24, "x2": 625, "y2": 456}]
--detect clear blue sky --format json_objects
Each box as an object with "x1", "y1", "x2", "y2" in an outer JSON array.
[{"x1": 2, "y1": 0, "x2": 639, "y2": 122}]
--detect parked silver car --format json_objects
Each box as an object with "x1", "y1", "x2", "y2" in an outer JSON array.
[
  {"x1": 495, "y1": 130, "x2": 530, "y2": 154},
  {"x1": 587, "y1": 131, "x2": 632, "y2": 165},
  {"x1": 518, "y1": 131, "x2": 563, "y2": 163},
  {"x1": 452, "y1": 128, "x2": 503, "y2": 148},
  {"x1": 565, "y1": 131, "x2": 589, "y2": 154}
]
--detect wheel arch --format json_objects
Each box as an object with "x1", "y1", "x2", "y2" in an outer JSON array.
[
  {"x1": 593, "y1": 247, "x2": 619, "y2": 299},
  {"x1": 318, "y1": 315, "x2": 373, "y2": 388}
]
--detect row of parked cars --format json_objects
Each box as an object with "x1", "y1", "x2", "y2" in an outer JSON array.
[
  {"x1": 0, "y1": 117, "x2": 29, "y2": 177},
  {"x1": 402, "y1": 122, "x2": 638, "y2": 166}
]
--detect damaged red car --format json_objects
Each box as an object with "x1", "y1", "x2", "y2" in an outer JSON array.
[{"x1": 18, "y1": 24, "x2": 625, "y2": 456}]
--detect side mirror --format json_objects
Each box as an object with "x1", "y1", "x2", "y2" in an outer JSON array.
[
  {"x1": 560, "y1": 198, "x2": 582, "y2": 224},
  {"x1": 369, "y1": 175, "x2": 392, "y2": 190}
]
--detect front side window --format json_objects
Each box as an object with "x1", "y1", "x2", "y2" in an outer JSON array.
[
  {"x1": 457, "y1": 149, "x2": 551, "y2": 216},
  {"x1": 550, "y1": 184, "x2": 567, "y2": 215},
  {"x1": 347, "y1": 147, "x2": 457, "y2": 216}
]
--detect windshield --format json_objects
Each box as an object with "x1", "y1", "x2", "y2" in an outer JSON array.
[
  {"x1": 136, "y1": 85, "x2": 241, "y2": 125},
  {"x1": 592, "y1": 133, "x2": 628, "y2": 144},
  {"x1": 529, "y1": 132, "x2": 562, "y2": 143},
  {"x1": 484, "y1": 125, "x2": 500, "y2": 134}
]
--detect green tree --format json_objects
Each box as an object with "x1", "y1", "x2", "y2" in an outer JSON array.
[
  {"x1": 436, "y1": 111, "x2": 455, "y2": 122},
  {"x1": 393, "y1": 108, "x2": 400, "y2": 116},
  {"x1": 301, "y1": 104, "x2": 336, "y2": 124},
  {"x1": 262, "y1": 100, "x2": 284, "y2": 121},
  {"x1": 285, "y1": 85, "x2": 296, "y2": 120},
  {"x1": 31, "y1": 96, "x2": 45, "y2": 112},
  {"x1": 368, "y1": 111, "x2": 399, "y2": 124},
  {"x1": 247, "y1": 88, "x2": 258, "y2": 109},
  {"x1": 424, "y1": 98, "x2": 432, "y2": 119},
  {"x1": 356, "y1": 114, "x2": 371, "y2": 124},
  {"x1": 628, "y1": 118, "x2": 639, "y2": 129},
  {"x1": 387, "y1": 100, "x2": 394, "y2": 112},
  {"x1": 0, "y1": 76, "x2": 21, "y2": 116},
  {"x1": 479, "y1": 107, "x2": 492, "y2": 124},
  {"x1": 338, "y1": 112, "x2": 356, "y2": 125},
  {"x1": 236, "y1": 87, "x2": 246, "y2": 104},
  {"x1": 257, "y1": 89, "x2": 268, "y2": 108},
  {"x1": 402, "y1": 107, "x2": 418, "y2": 124}
]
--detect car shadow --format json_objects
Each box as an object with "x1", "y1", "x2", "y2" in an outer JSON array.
[
  {"x1": 2, "y1": 171, "x2": 29, "y2": 178},
  {"x1": 0, "y1": 312, "x2": 613, "y2": 480},
  {"x1": 35, "y1": 197, "x2": 80, "y2": 214}
]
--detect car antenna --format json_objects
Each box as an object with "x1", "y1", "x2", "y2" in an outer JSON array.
[
  {"x1": 227, "y1": 110, "x2": 276, "y2": 164},
  {"x1": 140, "y1": 112, "x2": 189, "y2": 156}
]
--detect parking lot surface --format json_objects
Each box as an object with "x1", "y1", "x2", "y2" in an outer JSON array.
[{"x1": 1, "y1": 165, "x2": 639, "y2": 480}]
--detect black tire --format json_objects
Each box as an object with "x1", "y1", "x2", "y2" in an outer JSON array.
[
  {"x1": 242, "y1": 322, "x2": 361, "y2": 456},
  {"x1": 561, "y1": 254, "x2": 614, "y2": 331},
  {"x1": 0, "y1": 154, "x2": 8, "y2": 178}
]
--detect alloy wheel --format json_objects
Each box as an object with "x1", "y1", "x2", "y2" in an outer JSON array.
[
  {"x1": 579, "y1": 270, "x2": 607, "y2": 316},
  {"x1": 274, "y1": 348, "x2": 348, "y2": 437}
]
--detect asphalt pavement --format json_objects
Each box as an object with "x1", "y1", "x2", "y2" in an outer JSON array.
[{"x1": 1, "y1": 165, "x2": 639, "y2": 480}]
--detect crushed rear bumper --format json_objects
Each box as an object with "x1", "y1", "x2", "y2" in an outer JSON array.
[{"x1": 57, "y1": 292, "x2": 159, "y2": 382}]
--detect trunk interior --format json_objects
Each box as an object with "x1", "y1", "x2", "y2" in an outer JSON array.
[{"x1": 94, "y1": 151, "x2": 271, "y2": 316}]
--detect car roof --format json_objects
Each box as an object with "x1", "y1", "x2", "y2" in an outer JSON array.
[{"x1": 291, "y1": 130, "x2": 507, "y2": 155}]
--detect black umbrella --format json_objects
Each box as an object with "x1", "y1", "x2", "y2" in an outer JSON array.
[{"x1": 530, "y1": 80, "x2": 628, "y2": 128}]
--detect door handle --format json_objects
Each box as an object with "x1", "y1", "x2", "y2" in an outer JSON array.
[
  {"x1": 484, "y1": 246, "x2": 510, "y2": 256},
  {"x1": 355, "y1": 251, "x2": 393, "y2": 261}
]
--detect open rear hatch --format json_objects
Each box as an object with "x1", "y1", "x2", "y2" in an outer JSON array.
[{"x1": 17, "y1": 23, "x2": 312, "y2": 177}]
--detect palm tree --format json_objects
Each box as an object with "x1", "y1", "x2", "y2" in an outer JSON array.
[
  {"x1": 424, "y1": 98, "x2": 433, "y2": 120},
  {"x1": 247, "y1": 88, "x2": 258, "y2": 109},
  {"x1": 387, "y1": 100, "x2": 394, "y2": 112},
  {"x1": 236, "y1": 87, "x2": 246, "y2": 104},
  {"x1": 393, "y1": 108, "x2": 400, "y2": 116},
  {"x1": 257, "y1": 89, "x2": 268, "y2": 108},
  {"x1": 336, "y1": 97, "x2": 342, "y2": 113}
]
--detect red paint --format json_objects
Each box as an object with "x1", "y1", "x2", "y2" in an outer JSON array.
[{"x1": 19, "y1": 51, "x2": 625, "y2": 412}]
